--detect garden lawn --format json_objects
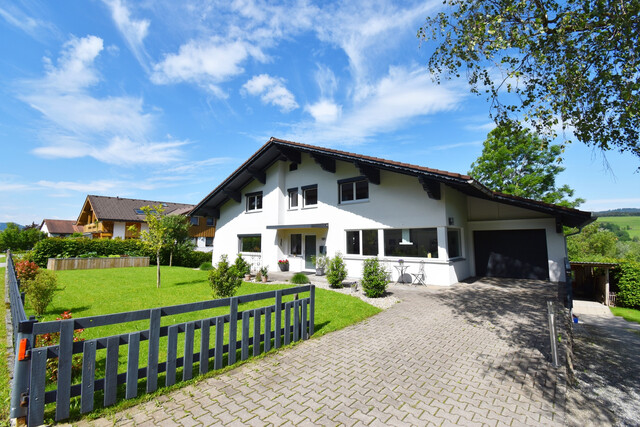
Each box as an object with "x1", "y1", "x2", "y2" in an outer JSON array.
[
  {"x1": 22, "y1": 266, "x2": 380, "y2": 421},
  {"x1": 610, "y1": 306, "x2": 640, "y2": 325},
  {"x1": 0, "y1": 267, "x2": 11, "y2": 422}
]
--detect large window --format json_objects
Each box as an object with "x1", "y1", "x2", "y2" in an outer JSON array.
[
  {"x1": 290, "y1": 234, "x2": 302, "y2": 255},
  {"x1": 246, "y1": 192, "x2": 262, "y2": 212},
  {"x1": 345, "y1": 229, "x2": 378, "y2": 256},
  {"x1": 239, "y1": 235, "x2": 261, "y2": 252},
  {"x1": 384, "y1": 228, "x2": 438, "y2": 258},
  {"x1": 288, "y1": 188, "x2": 298, "y2": 209},
  {"x1": 339, "y1": 178, "x2": 369, "y2": 204},
  {"x1": 302, "y1": 185, "x2": 318, "y2": 207},
  {"x1": 447, "y1": 228, "x2": 461, "y2": 258}
]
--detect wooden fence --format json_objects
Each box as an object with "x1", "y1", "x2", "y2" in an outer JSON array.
[
  {"x1": 47, "y1": 256, "x2": 150, "y2": 271},
  {"x1": 7, "y1": 252, "x2": 315, "y2": 426}
]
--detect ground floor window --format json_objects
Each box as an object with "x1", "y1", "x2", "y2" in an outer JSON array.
[
  {"x1": 291, "y1": 233, "x2": 302, "y2": 255},
  {"x1": 447, "y1": 228, "x2": 461, "y2": 258},
  {"x1": 345, "y1": 229, "x2": 378, "y2": 256},
  {"x1": 384, "y1": 228, "x2": 438, "y2": 258},
  {"x1": 205, "y1": 237, "x2": 214, "y2": 247},
  {"x1": 239, "y1": 234, "x2": 261, "y2": 252}
]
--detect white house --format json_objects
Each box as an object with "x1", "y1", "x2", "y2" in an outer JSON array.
[
  {"x1": 40, "y1": 219, "x2": 83, "y2": 237},
  {"x1": 191, "y1": 138, "x2": 593, "y2": 285}
]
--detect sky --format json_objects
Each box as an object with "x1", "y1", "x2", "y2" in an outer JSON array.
[{"x1": 0, "y1": 0, "x2": 638, "y2": 226}]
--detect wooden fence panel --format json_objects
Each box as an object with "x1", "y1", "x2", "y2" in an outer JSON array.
[
  {"x1": 284, "y1": 302, "x2": 292, "y2": 345},
  {"x1": 28, "y1": 348, "x2": 47, "y2": 427},
  {"x1": 55, "y1": 319, "x2": 74, "y2": 421},
  {"x1": 147, "y1": 309, "x2": 161, "y2": 393},
  {"x1": 229, "y1": 297, "x2": 238, "y2": 365},
  {"x1": 275, "y1": 290, "x2": 282, "y2": 348},
  {"x1": 183, "y1": 322, "x2": 195, "y2": 381},
  {"x1": 126, "y1": 332, "x2": 140, "y2": 399},
  {"x1": 200, "y1": 319, "x2": 210, "y2": 375},
  {"x1": 241, "y1": 312, "x2": 250, "y2": 361},
  {"x1": 47, "y1": 257, "x2": 150, "y2": 271},
  {"x1": 264, "y1": 307, "x2": 272, "y2": 353},
  {"x1": 253, "y1": 309, "x2": 261, "y2": 357},
  {"x1": 81, "y1": 340, "x2": 96, "y2": 413},
  {"x1": 166, "y1": 325, "x2": 178, "y2": 387},
  {"x1": 104, "y1": 336, "x2": 119, "y2": 407},
  {"x1": 215, "y1": 317, "x2": 224, "y2": 370},
  {"x1": 293, "y1": 300, "x2": 300, "y2": 342}
]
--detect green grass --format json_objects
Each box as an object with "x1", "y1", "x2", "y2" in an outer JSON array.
[
  {"x1": 610, "y1": 306, "x2": 640, "y2": 324},
  {"x1": 0, "y1": 267, "x2": 11, "y2": 424},
  {"x1": 18, "y1": 266, "x2": 380, "y2": 423},
  {"x1": 597, "y1": 216, "x2": 640, "y2": 240}
]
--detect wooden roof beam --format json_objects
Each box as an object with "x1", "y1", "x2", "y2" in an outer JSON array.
[
  {"x1": 418, "y1": 176, "x2": 441, "y2": 200},
  {"x1": 223, "y1": 188, "x2": 241, "y2": 203},
  {"x1": 277, "y1": 147, "x2": 301, "y2": 164},
  {"x1": 355, "y1": 162, "x2": 380, "y2": 185},
  {"x1": 247, "y1": 167, "x2": 266, "y2": 184},
  {"x1": 311, "y1": 153, "x2": 336, "y2": 173}
]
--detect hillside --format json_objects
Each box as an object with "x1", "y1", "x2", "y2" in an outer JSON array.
[
  {"x1": 596, "y1": 216, "x2": 640, "y2": 240},
  {"x1": 594, "y1": 208, "x2": 640, "y2": 217}
]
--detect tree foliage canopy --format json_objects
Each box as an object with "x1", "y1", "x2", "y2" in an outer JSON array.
[
  {"x1": 0, "y1": 222, "x2": 46, "y2": 251},
  {"x1": 137, "y1": 205, "x2": 168, "y2": 288},
  {"x1": 469, "y1": 120, "x2": 583, "y2": 207},
  {"x1": 419, "y1": 0, "x2": 640, "y2": 164}
]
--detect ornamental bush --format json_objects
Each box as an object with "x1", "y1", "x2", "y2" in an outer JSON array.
[
  {"x1": 615, "y1": 260, "x2": 640, "y2": 309},
  {"x1": 290, "y1": 272, "x2": 310, "y2": 284},
  {"x1": 24, "y1": 270, "x2": 60, "y2": 316},
  {"x1": 208, "y1": 255, "x2": 242, "y2": 299},
  {"x1": 199, "y1": 261, "x2": 213, "y2": 271},
  {"x1": 326, "y1": 252, "x2": 348, "y2": 288},
  {"x1": 361, "y1": 257, "x2": 389, "y2": 298},
  {"x1": 233, "y1": 254, "x2": 251, "y2": 277},
  {"x1": 15, "y1": 260, "x2": 39, "y2": 282}
]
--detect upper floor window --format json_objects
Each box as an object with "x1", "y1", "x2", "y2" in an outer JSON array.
[
  {"x1": 206, "y1": 217, "x2": 215, "y2": 226},
  {"x1": 246, "y1": 192, "x2": 263, "y2": 212},
  {"x1": 190, "y1": 217, "x2": 199, "y2": 225},
  {"x1": 338, "y1": 178, "x2": 369, "y2": 204},
  {"x1": 302, "y1": 185, "x2": 318, "y2": 207},
  {"x1": 288, "y1": 188, "x2": 299, "y2": 209}
]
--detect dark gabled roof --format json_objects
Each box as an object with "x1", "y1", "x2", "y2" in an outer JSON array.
[
  {"x1": 191, "y1": 137, "x2": 594, "y2": 228},
  {"x1": 40, "y1": 219, "x2": 83, "y2": 234},
  {"x1": 77, "y1": 195, "x2": 195, "y2": 224}
]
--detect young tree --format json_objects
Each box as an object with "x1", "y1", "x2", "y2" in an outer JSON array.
[
  {"x1": 469, "y1": 120, "x2": 583, "y2": 208},
  {"x1": 162, "y1": 215, "x2": 192, "y2": 267},
  {"x1": 419, "y1": 0, "x2": 640, "y2": 165},
  {"x1": 137, "y1": 205, "x2": 168, "y2": 288}
]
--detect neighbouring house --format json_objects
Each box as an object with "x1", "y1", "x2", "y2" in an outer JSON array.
[
  {"x1": 39, "y1": 219, "x2": 83, "y2": 237},
  {"x1": 191, "y1": 138, "x2": 594, "y2": 285},
  {"x1": 75, "y1": 195, "x2": 216, "y2": 252}
]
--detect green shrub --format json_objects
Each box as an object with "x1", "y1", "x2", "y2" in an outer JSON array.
[
  {"x1": 361, "y1": 257, "x2": 389, "y2": 298},
  {"x1": 326, "y1": 252, "x2": 348, "y2": 288},
  {"x1": 615, "y1": 260, "x2": 640, "y2": 309},
  {"x1": 24, "y1": 270, "x2": 60, "y2": 316},
  {"x1": 233, "y1": 254, "x2": 251, "y2": 277},
  {"x1": 15, "y1": 260, "x2": 39, "y2": 282},
  {"x1": 199, "y1": 261, "x2": 213, "y2": 271},
  {"x1": 291, "y1": 273, "x2": 310, "y2": 284},
  {"x1": 208, "y1": 255, "x2": 242, "y2": 299}
]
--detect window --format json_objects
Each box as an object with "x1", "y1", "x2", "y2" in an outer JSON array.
[
  {"x1": 205, "y1": 237, "x2": 214, "y2": 247},
  {"x1": 288, "y1": 188, "x2": 298, "y2": 209},
  {"x1": 345, "y1": 230, "x2": 379, "y2": 256},
  {"x1": 447, "y1": 228, "x2": 461, "y2": 258},
  {"x1": 339, "y1": 178, "x2": 369, "y2": 204},
  {"x1": 302, "y1": 185, "x2": 317, "y2": 207},
  {"x1": 384, "y1": 228, "x2": 438, "y2": 258},
  {"x1": 190, "y1": 217, "x2": 199, "y2": 225},
  {"x1": 239, "y1": 235, "x2": 261, "y2": 252},
  {"x1": 290, "y1": 234, "x2": 302, "y2": 255},
  {"x1": 206, "y1": 217, "x2": 215, "y2": 226},
  {"x1": 346, "y1": 231, "x2": 360, "y2": 254},
  {"x1": 246, "y1": 192, "x2": 262, "y2": 212},
  {"x1": 192, "y1": 237, "x2": 198, "y2": 246}
]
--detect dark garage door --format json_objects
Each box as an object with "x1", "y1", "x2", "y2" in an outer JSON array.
[{"x1": 474, "y1": 229, "x2": 549, "y2": 280}]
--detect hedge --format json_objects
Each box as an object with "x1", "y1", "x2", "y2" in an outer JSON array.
[{"x1": 614, "y1": 260, "x2": 640, "y2": 309}]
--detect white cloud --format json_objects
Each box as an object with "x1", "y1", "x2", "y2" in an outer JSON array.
[
  {"x1": 152, "y1": 38, "x2": 267, "y2": 95},
  {"x1": 242, "y1": 74, "x2": 298, "y2": 112},
  {"x1": 0, "y1": 5, "x2": 57, "y2": 40},
  {"x1": 18, "y1": 35, "x2": 186, "y2": 166},
  {"x1": 305, "y1": 99, "x2": 341, "y2": 123},
  {"x1": 102, "y1": 0, "x2": 150, "y2": 70}
]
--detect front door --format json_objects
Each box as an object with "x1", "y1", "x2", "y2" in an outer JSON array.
[{"x1": 305, "y1": 235, "x2": 316, "y2": 269}]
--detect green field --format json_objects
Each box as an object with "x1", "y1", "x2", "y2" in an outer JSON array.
[{"x1": 597, "y1": 216, "x2": 640, "y2": 240}]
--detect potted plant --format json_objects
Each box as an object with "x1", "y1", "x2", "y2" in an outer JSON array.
[
  {"x1": 278, "y1": 259, "x2": 289, "y2": 271},
  {"x1": 311, "y1": 255, "x2": 328, "y2": 276},
  {"x1": 260, "y1": 265, "x2": 269, "y2": 282}
]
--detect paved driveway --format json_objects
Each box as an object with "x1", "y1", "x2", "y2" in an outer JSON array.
[{"x1": 73, "y1": 279, "x2": 564, "y2": 426}]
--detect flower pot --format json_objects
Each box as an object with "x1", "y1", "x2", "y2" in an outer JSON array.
[
  {"x1": 279, "y1": 264, "x2": 289, "y2": 271},
  {"x1": 262, "y1": 276, "x2": 268, "y2": 283},
  {"x1": 315, "y1": 267, "x2": 325, "y2": 276},
  {"x1": 244, "y1": 274, "x2": 252, "y2": 281}
]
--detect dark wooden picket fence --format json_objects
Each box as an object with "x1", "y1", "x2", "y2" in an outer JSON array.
[{"x1": 6, "y1": 251, "x2": 315, "y2": 426}]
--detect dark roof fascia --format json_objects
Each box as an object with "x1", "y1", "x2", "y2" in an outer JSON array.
[
  {"x1": 266, "y1": 223, "x2": 329, "y2": 230},
  {"x1": 191, "y1": 137, "x2": 594, "y2": 228}
]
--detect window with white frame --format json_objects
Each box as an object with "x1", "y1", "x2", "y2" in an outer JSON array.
[
  {"x1": 338, "y1": 177, "x2": 369, "y2": 204},
  {"x1": 447, "y1": 228, "x2": 461, "y2": 258},
  {"x1": 383, "y1": 228, "x2": 438, "y2": 258},
  {"x1": 288, "y1": 188, "x2": 298, "y2": 209},
  {"x1": 302, "y1": 185, "x2": 317, "y2": 207},
  {"x1": 245, "y1": 192, "x2": 262, "y2": 212},
  {"x1": 345, "y1": 229, "x2": 378, "y2": 255}
]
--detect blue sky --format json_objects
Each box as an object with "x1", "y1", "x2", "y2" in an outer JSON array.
[{"x1": 0, "y1": 0, "x2": 638, "y2": 225}]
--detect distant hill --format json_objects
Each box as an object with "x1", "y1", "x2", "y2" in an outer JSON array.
[
  {"x1": 594, "y1": 208, "x2": 640, "y2": 217},
  {"x1": 0, "y1": 222, "x2": 24, "y2": 231}
]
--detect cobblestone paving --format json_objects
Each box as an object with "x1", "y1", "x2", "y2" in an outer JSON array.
[{"x1": 69, "y1": 279, "x2": 564, "y2": 426}]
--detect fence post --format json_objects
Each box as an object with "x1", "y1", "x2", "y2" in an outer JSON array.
[
  {"x1": 10, "y1": 317, "x2": 37, "y2": 421},
  {"x1": 229, "y1": 297, "x2": 238, "y2": 365},
  {"x1": 547, "y1": 301, "x2": 560, "y2": 368},
  {"x1": 309, "y1": 285, "x2": 315, "y2": 336},
  {"x1": 274, "y1": 290, "x2": 282, "y2": 348}
]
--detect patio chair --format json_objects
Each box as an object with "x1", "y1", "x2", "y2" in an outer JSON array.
[{"x1": 411, "y1": 261, "x2": 426, "y2": 285}]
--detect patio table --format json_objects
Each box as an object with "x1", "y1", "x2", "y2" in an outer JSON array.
[{"x1": 394, "y1": 264, "x2": 410, "y2": 284}]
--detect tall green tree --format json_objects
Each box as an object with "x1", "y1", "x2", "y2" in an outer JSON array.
[
  {"x1": 0, "y1": 222, "x2": 46, "y2": 251},
  {"x1": 162, "y1": 215, "x2": 192, "y2": 267},
  {"x1": 136, "y1": 205, "x2": 168, "y2": 288},
  {"x1": 419, "y1": 0, "x2": 640, "y2": 164},
  {"x1": 469, "y1": 120, "x2": 583, "y2": 207}
]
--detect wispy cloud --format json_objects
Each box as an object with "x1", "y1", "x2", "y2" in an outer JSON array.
[
  {"x1": 18, "y1": 35, "x2": 187, "y2": 166},
  {"x1": 101, "y1": 0, "x2": 151, "y2": 71},
  {"x1": 0, "y1": 4, "x2": 57, "y2": 40},
  {"x1": 242, "y1": 74, "x2": 298, "y2": 112}
]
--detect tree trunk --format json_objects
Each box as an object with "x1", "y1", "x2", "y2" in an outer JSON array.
[
  {"x1": 169, "y1": 249, "x2": 173, "y2": 267},
  {"x1": 156, "y1": 250, "x2": 161, "y2": 288}
]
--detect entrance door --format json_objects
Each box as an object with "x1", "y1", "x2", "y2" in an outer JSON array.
[{"x1": 305, "y1": 235, "x2": 316, "y2": 269}]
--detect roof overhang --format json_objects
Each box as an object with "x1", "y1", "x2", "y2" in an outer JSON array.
[
  {"x1": 266, "y1": 223, "x2": 329, "y2": 230},
  {"x1": 191, "y1": 137, "x2": 594, "y2": 229}
]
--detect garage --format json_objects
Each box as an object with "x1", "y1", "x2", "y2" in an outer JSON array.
[{"x1": 474, "y1": 229, "x2": 550, "y2": 280}]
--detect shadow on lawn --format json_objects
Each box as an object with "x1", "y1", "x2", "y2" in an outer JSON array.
[{"x1": 173, "y1": 279, "x2": 207, "y2": 286}]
